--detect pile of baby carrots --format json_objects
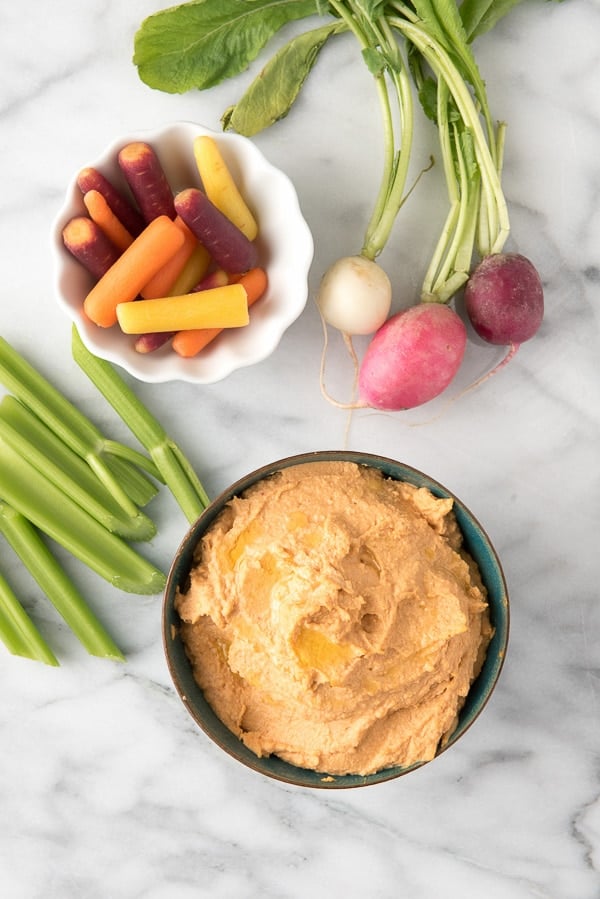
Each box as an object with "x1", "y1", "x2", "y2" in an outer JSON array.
[{"x1": 62, "y1": 135, "x2": 268, "y2": 359}]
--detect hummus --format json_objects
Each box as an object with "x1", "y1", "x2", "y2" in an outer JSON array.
[{"x1": 176, "y1": 461, "x2": 492, "y2": 776}]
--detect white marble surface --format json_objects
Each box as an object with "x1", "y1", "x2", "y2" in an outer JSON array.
[{"x1": 0, "y1": 1, "x2": 599, "y2": 896}]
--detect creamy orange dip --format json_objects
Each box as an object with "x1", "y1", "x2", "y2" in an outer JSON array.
[{"x1": 175, "y1": 461, "x2": 492, "y2": 776}]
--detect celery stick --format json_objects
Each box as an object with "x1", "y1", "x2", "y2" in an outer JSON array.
[
  {"x1": 72, "y1": 326, "x2": 210, "y2": 523},
  {"x1": 105, "y1": 454, "x2": 160, "y2": 508},
  {"x1": 0, "y1": 568, "x2": 59, "y2": 666},
  {"x1": 0, "y1": 397, "x2": 157, "y2": 541},
  {"x1": 0, "y1": 337, "x2": 161, "y2": 517},
  {"x1": 0, "y1": 503, "x2": 125, "y2": 661},
  {"x1": 0, "y1": 437, "x2": 166, "y2": 595}
]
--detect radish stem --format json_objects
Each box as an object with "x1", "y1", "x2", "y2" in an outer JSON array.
[
  {"x1": 387, "y1": 10, "x2": 510, "y2": 302},
  {"x1": 328, "y1": 0, "x2": 415, "y2": 261}
]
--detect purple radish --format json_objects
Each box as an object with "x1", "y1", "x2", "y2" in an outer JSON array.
[
  {"x1": 464, "y1": 252, "x2": 544, "y2": 380},
  {"x1": 465, "y1": 253, "x2": 544, "y2": 346}
]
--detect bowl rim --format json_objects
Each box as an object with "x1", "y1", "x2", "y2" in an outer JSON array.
[
  {"x1": 162, "y1": 450, "x2": 510, "y2": 789},
  {"x1": 51, "y1": 120, "x2": 314, "y2": 385}
]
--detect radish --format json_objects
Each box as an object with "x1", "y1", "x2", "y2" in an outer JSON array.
[
  {"x1": 465, "y1": 253, "x2": 544, "y2": 346},
  {"x1": 463, "y1": 252, "x2": 544, "y2": 382},
  {"x1": 134, "y1": 1, "x2": 555, "y2": 411},
  {"x1": 317, "y1": 256, "x2": 392, "y2": 335},
  {"x1": 357, "y1": 303, "x2": 467, "y2": 410}
]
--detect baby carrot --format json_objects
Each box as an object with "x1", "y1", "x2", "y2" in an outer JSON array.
[
  {"x1": 168, "y1": 244, "x2": 212, "y2": 297},
  {"x1": 133, "y1": 247, "x2": 216, "y2": 354},
  {"x1": 83, "y1": 215, "x2": 186, "y2": 328},
  {"x1": 133, "y1": 332, "x2": 173, "y2": 354},
  {"x1": 138, "y1": 268, "x2": 230, "y2": 353},
  {"x1": 77, "y1": 166, "x2": 145, "y2": 237},
  {"x1": 116, "y1": 284, "x2": 249, "y2": 334},
  {"x1": 140, "y1": 217, "x2": 198, "y2": 299},
  {"x1": 172, "y1": 267, "x2": 268, "y2": 358},
  {"x1": 172, "y1": 327, "x2": 222, "y2": 358},
  {"x1": 118, "y1": 142, "x2": 176, "y2": 223},
  {"x1": 175, "y1": 188, "x2": 258, "y2": 274},
  {"x1": 193, "y1": 135, "x2": 258, "y2": 240},
  {"x1": 83, "y1": 190, "x2": 134, "y2": 253},
  {"x1": 62, "y1": 216, "x2": 121, "y2": 280},
  {"x1": 192, "y1": 268, "x2": 230, "y2": 292}
]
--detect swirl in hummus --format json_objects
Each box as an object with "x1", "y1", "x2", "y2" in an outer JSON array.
[{"x1": 175, "y1": 461, "x2": 493, "y2": 776}]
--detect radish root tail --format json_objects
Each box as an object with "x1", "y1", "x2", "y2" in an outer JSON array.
[
  {"x1": 318, "y1": 301, "x2": 367, "y2": 411},
  {"x1": 408, "y1": 342, "x2": 520, "y2": 427}
]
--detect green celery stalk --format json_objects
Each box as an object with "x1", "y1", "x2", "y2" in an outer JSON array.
[
  {"x1": 0, "y1": 396, "x2": 156, "y2": 542},
  {"x1": 0, "y1": 502, "x2": 125, "y2": 661},
  {"x1": 0, "y1": 337, "x2": 162, "y2": 518},
  {"x1": 0, "y1": 567, "x2": 59, "y2": 666},
  {"x1": 105, "y1": 454, "x2": 159, "y2": 509},
  {"x1": 72, "y1": 326, "x2": 210, "y2": 524},
  {"x1": 0, "y1": 436, "x2": 166, "y2": 595}
]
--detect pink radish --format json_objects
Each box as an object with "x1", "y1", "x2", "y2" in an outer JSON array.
[{"x1": 358, "y1": 303, "x2": 467, "y2": 410}]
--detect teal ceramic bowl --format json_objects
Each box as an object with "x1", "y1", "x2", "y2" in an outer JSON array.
[{"x1": 163, "y1": 451, "x2": 509, "y2": 789}]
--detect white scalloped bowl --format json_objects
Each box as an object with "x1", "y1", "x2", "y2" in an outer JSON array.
[{"x1": 51, "y1": 122, "x2": 314, "y2": 384}]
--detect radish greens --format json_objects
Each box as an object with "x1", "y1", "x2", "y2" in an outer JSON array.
[{"x1": 133, "y1": 0, "x2": 555, "y2": 410}]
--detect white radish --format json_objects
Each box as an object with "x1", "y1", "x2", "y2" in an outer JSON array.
[{"x1": 317, "y1": 255, "x2": 392, "y2": 335}]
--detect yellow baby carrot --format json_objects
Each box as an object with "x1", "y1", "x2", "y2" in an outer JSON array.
[
  {"x1": 193, "y1": 135, "x2": 258, "y2": 240},
  {"x1": 83, "y1": 215, "x2": 185, "y2": 328},
  {"x1": 168, "y1": 243, "x2": 212, "y2": 296},
  {"x1": 116, "y1": 283, "x2": 249, "y2": 334},
  {"x1": 172, "y1": 267, "x2": 267, "y2": 358}
]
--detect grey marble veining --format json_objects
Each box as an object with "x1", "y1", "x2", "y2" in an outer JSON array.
[{"x1": 0, "y1": 1, "x2": 599, "y2": 896}]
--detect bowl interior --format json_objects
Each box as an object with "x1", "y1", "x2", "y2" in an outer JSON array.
[
  {"x1": 163, "y1": 451, "x2": 509, "y2": 788},
  {"x1": 52, "y1": 121, "x2": 314, "y2": 384}
]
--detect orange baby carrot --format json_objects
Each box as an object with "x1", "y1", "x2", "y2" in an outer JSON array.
[
  {"x1": 172, "y1": 326, "x2": 222, "y2": 358},
  {"x1": 172, "y1": 267, "x2": 268, "y2": 358},
  {"x1": 83, "y1": 216, "x2": 185, "y2": 328},
  {"x1": 83, "y1": 190, "x2": 134, "y2": 253},
  {"x1": 77, "y1": 166, "x2": 145, "y2": 236},
  {"x1": 230, "y1": 267, "x2": 268, "y2": 298},
  {"x1": 140, "y1": 217, "x2": 200, "y2": 299}
]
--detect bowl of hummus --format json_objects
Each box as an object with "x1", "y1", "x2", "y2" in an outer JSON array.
[{"x1": 163, "y1": 451, "x2": 509, "y2": 788}]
